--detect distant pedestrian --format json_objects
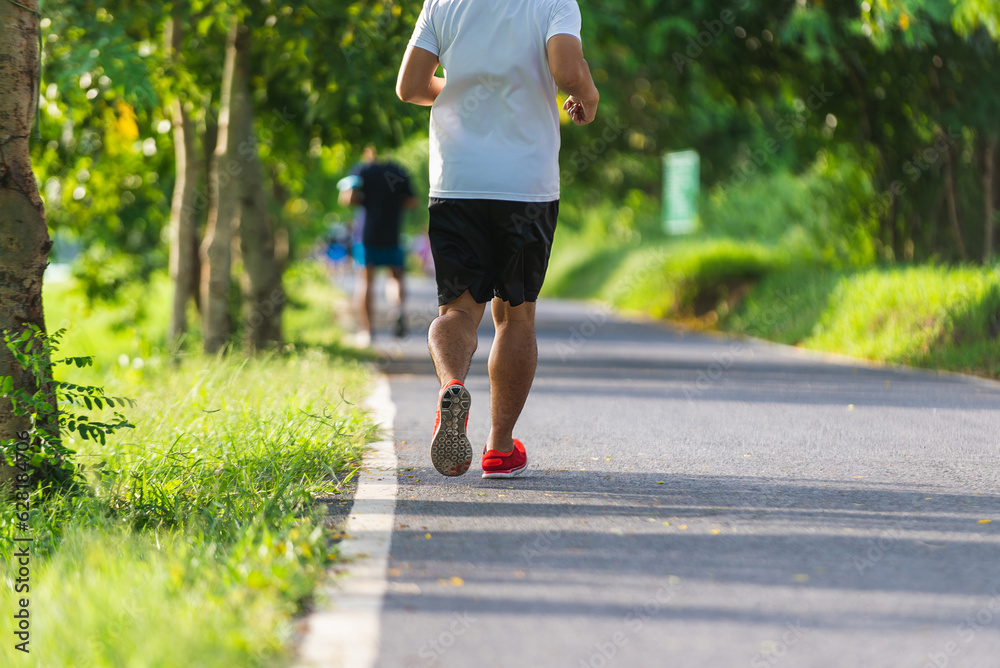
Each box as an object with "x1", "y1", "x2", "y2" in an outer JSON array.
[
  {"x1": 338, "y1": 145, "x2": 418, "y2": 345},
  {"x1": 397, "y1": 0, "x2": 599, "y2": 477},
  {"x1": 321, "y1": 222, "x2": 352, "y2": 276}
]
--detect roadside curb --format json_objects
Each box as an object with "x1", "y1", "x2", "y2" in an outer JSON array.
[{"x1": 295, "y1": 376, "x2": 397, "y2": 668}]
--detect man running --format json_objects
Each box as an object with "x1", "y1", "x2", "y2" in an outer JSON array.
[
  {"x1": 338, "y1": 145, "x2": 418, "y2": 345},
  {"x1": 396, "y1": 0, "x2": 599, "y2": 477}
]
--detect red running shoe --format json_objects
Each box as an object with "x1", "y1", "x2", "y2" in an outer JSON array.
[
  {"x1": 431, "y1": 380, "x2": 472, "y2": 476},
  {"x1": 481, "y1": 439, "x2": 528, "y2": 479}
]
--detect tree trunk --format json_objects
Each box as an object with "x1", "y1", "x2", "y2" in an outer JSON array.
[
  {"x1": 942, "y1": 133, "x2": 967, "y2": 261},
  {"x1": 239, "y1": 151, "x2": 285, "y2": 349},
  {"x1": 165, "y1": 10, "x2": 200, "y2": 344},
  {"x1": 0, "y1": 0, "x2": 56, "y2": 483},
  {"x1": 234, "y1": 25, "x2": 283, "y2": 350},
  {"x1": 984, "y1": 135, "x2": 996, "y2": 264},
  {"x1": 199, "y1": 19, "x2": 248, "y2": 353}
]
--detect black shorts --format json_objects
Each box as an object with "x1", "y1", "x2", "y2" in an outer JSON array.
[{"x1": 428, "y1": 198, "x2": 559, "y2": 307}]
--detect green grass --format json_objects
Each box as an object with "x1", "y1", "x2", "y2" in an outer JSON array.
[
  {"x1": 727, "y1": 264, "x2": 1000, "y2": 377},
  {"x1": 42, "y1": 271, "x2": 174, "y2": 386},
  {"x1": 545, "y1": 233, "x2": 788, "y2": 323},
  {"x1": 545, "y1": 230, "x2": 1000, "y2": 379},
  {"x1": 1, "y1": 262, "x2": 374, "y2": 667}
]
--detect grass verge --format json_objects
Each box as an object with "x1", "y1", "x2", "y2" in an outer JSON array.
[
  {"x1": 727, "y1": 264, "x2": 1000, "y2": 377},
  {"x1": 1, "y1": 262, "x2": 374, "y2": 666},
  {"x1": 545, "y1": 234, "x2": 788, "y2": 325},
  {"x1": 545, "y1": 232, "x2": 1000, "y2": 379}
]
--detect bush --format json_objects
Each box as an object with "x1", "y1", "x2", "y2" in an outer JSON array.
[
  {"x1": 546, "y1": 235, "x2": 789, "y2": 323},
  {"x1": 726, "y1": 263, "x2": 1000, "y2": 377},
  {"x1": 702, "y1": 147, "x2": 879, "y2": 268}
]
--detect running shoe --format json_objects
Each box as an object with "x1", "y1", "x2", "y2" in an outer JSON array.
[
  {"x1": 430, "y1": 380, "x2": 472, "y2": 476},
  {"x1": 481, "y1": 439, "x2": 528, "y2": 479}
]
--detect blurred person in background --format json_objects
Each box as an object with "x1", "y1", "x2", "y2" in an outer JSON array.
[{"x1": 338, "y1": 145, "x2": 418, "y2": 345}]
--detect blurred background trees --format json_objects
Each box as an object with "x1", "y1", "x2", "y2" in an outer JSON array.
[
  {"x1": 18, "y1": 0, "x2": 1000, "y2": 353},
  {"x1": 567, "y1": 0, "x2": 999, "y2": 265}
]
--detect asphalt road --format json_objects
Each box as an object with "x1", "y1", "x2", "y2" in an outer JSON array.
[{"x1": 360, "y1": 274, "x2": 1000, "y2": 668}]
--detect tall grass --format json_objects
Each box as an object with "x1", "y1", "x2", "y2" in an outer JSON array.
[
  {"x1": 1, "y1": 263, "x2": 374, "y2": 666},
  {"x1": 546, "y1": 234, "x2": 787, "y2": 323},
  {"x1": 728, "y1": 264, "x2": 1000, "y2": 376},
  {"x1": 545, "y1": 226, "x2": 1000, "y2": 379}
]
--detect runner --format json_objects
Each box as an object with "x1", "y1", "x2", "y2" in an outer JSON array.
[
  {"x1": 396, "y1": 0, "x2": 599, "y2": 477},
  {"x1": 338, "y1": 145, "x2": 418, "y2": 345}
]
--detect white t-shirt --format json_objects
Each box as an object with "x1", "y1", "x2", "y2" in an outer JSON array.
[{"x1": 408, "y1": 0, "x2": 582, "y2": 202}]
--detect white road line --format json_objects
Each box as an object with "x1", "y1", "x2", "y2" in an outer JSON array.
[{"x1": 295, "y1": 376, "x2": 398, "y2": 668}]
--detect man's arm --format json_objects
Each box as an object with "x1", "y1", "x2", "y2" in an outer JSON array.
[
  {"x1": 338, "y1": 188, "x2": 362, "y2": 207},
  {"x1": 546, "y1": 34, "x2": 599, "y2": 125},
  {"x1": 396, "y1": 46, "x2": 445, "y2": 105}
]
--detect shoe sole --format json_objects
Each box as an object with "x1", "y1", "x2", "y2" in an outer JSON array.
[
  {"x1": 431, "y1": 384, "x2": 473, "y2": 476},
  {"x1": 481, "y1": 456, "x2": 528, "y2": 479}
]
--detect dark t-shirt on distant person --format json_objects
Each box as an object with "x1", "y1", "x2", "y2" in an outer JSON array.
[{"x1": 352, "y1": 161, "x2": 414, "y2": 248}]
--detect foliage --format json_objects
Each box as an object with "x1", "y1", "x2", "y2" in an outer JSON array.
[
  {"x1": 0, "y1": 268, "x2": 373, "y2": 666},
  {"x1": 31, "y1": 0, "x2": 435, "y2": 299},
  {"x1": 1, "y1": 326, "x2": 133, "y2": 476},
  {"x1": 24, "y1": 0, "x2": 1000, "y2": 328},
  {"x1": 563, "y1": 0, "x2": 1000, "y2": 262},
  {"x1": 702, "y1": 145, "x2": 879, "y2": 268}
]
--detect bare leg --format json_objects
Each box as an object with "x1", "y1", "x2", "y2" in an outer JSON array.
[
  {"x1": 428, "y1": 290, "x2": 487, "y2": 387},
  {"x1": 388, "y1": 265, "x2": 407, "y2": 336},
  {"x1": 357, "y1": 265, "x2": 377, "y2": 339},
  {"x1": 486, "y1": 298, "x2": 537, "y2": 453},
  {"x1": 387, "y1": 265, "x2": 406, "y2": 309}
]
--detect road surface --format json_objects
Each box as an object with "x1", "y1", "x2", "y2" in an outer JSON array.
[{"x1": 349, "y1": 275, "x2": 1000, "y2": 668}]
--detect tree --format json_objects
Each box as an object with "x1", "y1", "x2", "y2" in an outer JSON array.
[
  {"x1": 0, "y1": 0, "x2": 57, "y2": 478},
  {"x1": 200, "y1": 18, "x2": 246, "y2": 354},
  {"x1": 165, "y1": 4, "x2": 201, "y2": 343},
  {"x1": 238, "y1": 106, "x2": 284, "y2": 349}
]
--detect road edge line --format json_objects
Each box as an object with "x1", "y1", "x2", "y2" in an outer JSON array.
[{"x1": 295, "y1": 375, "x2": 398, "y2": 668}]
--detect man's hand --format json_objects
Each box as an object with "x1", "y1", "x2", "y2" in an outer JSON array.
[
  {"x1": 563, "y1": 95, "x2": 597, "y2": 125},
  {"x1": 547, "y1": 35, "x2": 599, "y2": 126}
]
